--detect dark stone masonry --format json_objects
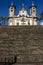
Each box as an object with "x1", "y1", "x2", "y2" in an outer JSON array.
[{"x1": 0, "y1": 26, "x2": 43, "y2": 65}]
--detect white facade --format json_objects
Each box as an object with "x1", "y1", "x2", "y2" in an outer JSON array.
[{"x1": 8, "y1": 3, "x2": 37, "y2": 26}]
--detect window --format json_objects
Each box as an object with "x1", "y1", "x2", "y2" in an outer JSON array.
[
  {"x1": 33, "y1": 7, "x2": 35, "y2": 9},
  {"x1": 33, "y1": 10, "x2": 35, "y2": 12},
  {"x1": 33, "y1": 7, "x2": 36, "y2": 12},
  {"x1": 28, "y1": 22, "x2": 30, "y2": 25},
  {"x1": 11, "y1": 7, "x2": 13, "y2": 12},
  {"x1": 11, "y1": 7, "x2": 13, "y2": 9},
  {"x1": 11, "y1": 10, "x2": 13, "y2": 12},
  {"x1": 10, "y1": 20, "x2": 12, "y2": 22},
  {"x1": 17, "y1": 22, "x2": 19, "y2": 25},
  {"x1": 21, "y1": 18, "x2": 25, "y2": 22},
  {"x1": 22, "y1": 10, "x2": 24, "y2": 13}
]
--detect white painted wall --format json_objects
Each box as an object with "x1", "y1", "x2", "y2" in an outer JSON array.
[
  {"x1": 30, "y1": 19, "x2": 32, "y2": 25},
  {"x1": 13, "y1": 19, "x2": 31, "y2": 26},
  {"x1": 34, "y1": 21, "x2": 37, "y2": 25},
  {"x1": 9, "y1": 22, "x2": 12, "y2": 25}
]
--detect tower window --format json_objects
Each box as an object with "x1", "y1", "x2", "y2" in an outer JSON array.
[
  {"x1": 11, "y1": 9, "x2": 13, "y2": 12},
  {"x1": 10, "y1": 20, "x2": 12, "y2": 22},
  {"x1": 33, "y1": 10, "x2": 35, "y2": 12},
  {"x1": 21, "y1": 18, "x2": 25, "y2": 22},
  {"x1": 33, "y1": 7, "x2": 35, "y2": 9},
  {"x1": 22, "y1": 10, "x2": 24, "y2": 13},
  {"x1": 11, "y1": 7, "x2": 13, "y2": 12},
  {"x1": 11, "y1": 7, "x2": 13, "y2": 9}
]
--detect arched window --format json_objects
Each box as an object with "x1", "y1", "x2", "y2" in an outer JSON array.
[
  {"x1": 28, "y1": 22, "x2": 30, "y2": 25},
  {"x1": 17, "y1": 22, "x2": 19, "y2": 25},
  {"x1": 10, "y1": 20, "x2": 12, "y2": 25},
  {"x1": 11, "y1": 7, "x2": 13, "y2": 12},
  {"x1": 11, "y1": 10, "x2": 13, "y2": 12},
  {"x1": 33, "y1": 7, "x2": 36, "y2": 12},
  {"x1": 21, "y1": 18, "x2": 25, "y2": 22}
]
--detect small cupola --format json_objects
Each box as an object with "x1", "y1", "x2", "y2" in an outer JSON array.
[
  {"x1": 30, "y1": 2, "x2": 36, "y2": 9},
  {"x1": 9, "y1": 2, "x2": 16, "y2": 9}
]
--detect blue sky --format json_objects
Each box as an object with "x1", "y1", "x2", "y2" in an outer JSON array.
[{"x1": 0, "y1": 0, "x2": 43, "y2": 25}]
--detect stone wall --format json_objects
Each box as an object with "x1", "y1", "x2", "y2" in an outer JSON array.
[{"x1": 0, "y1": 26, "x2": 43, "y2": 65}]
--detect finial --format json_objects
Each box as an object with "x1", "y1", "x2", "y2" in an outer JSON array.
[
  {"x1": 22, "y1": 3, "x2": 24, "y2": 8},
  {"x1": 11, "y1": 1, "x2": 13, "y2": 5},
  {"x1": 32, "y1": 1, "x2": 34, "y2": 5}
]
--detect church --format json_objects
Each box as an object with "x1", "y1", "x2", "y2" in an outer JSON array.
[
  {"x1": 8, "y1": 3, "x2": 37, "y2": 26},
  {"x1": 0, "y1": 2, "x2": 43, "y2": 65}
]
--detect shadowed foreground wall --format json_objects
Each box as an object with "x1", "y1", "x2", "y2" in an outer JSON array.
[{"x1": 0, "y1": 26, "x2": 43, "y2": 65}]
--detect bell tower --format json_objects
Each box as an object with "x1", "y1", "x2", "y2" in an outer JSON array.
[
  {"x1": 8, "y1": 2, "x2": 16, "y2": 25},
  {"x1": 9, "y1": 2, "x2": 16, "y2": 17},
  {"x1": 30, "y1": 2, "x2": 37, "y2": 25},
  {"x1": 30, "y1": 2, "x2": 36, "y2": 17}
]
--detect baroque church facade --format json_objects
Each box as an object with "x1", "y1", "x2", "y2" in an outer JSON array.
[{"x1": 8, "y1": 3, "x2": 37, "y2": 26}]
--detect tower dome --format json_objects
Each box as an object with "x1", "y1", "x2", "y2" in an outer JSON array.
[
  {"x1": 30, "y1": 2, "x2": 37, "y2": 9},
  {"x1": 9, "y1": 2, "x2": 16, "y2": 9}
]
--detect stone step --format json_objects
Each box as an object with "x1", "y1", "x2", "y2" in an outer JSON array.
[
  {"x1": 0, "y1": 26, "x2": 43, "y2": 63},
  {"x1": 12, "y1": 63, "x2": 43, "y2": 65}
]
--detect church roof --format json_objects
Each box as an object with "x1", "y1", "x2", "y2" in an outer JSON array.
[{"x1": 19, "y1": 8, "x2": 27, "y2": 12}]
